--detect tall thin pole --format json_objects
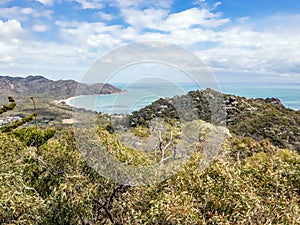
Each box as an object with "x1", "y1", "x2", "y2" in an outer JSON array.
[{"x1": 30, "y1": 96, "x2": 38, "y2": 131}]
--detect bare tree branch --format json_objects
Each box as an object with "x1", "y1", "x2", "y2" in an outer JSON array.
[{"x1": 93, "y1": 184, "x2": 129, "y2": 224}]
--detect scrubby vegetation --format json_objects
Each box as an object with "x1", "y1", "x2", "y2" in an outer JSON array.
[
  {"x1": 130, "y1": 89, "x2": 300, "y2": 151},
  {"x1": 1, "y1": 127, "x2": 300, "y2": 224},
  {"x1": 1, "y1": 92, "x2": 300, "y2": 224}
]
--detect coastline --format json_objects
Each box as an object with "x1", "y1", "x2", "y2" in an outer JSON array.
[
  {"x1": 54, "y1": 85, "x2": 299, "y2": 113},
  {"x1": 63, "y1": 89, "x2": 128, "y2": 108}
]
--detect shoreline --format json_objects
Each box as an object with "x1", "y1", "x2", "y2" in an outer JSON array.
[
  {"x1": 63, "y1": 90, "x2": 128, "y2": 108},
  {"x1": 53, "y1": 88, "x2": 299, "y2": 113}
]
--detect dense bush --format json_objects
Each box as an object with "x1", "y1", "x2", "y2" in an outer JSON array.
[
  {"x1": 13, "y1": 126, "x2": 56, "y2": 148},
  {"x1": 1, "y1": 126, "x2": 300, "y2": 224}
]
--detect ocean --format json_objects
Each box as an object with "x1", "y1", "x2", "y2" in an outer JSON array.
[{"x1": 67, "y1": 82, "x2": 300, "y2": 114}]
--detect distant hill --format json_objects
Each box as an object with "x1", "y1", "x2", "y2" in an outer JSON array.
[
  {"x1": 0, "y1": 75, "x2": 122, "y2": 98},
  {"x1": 129, "y1": 88, "x2": 300, "y2": 151}
]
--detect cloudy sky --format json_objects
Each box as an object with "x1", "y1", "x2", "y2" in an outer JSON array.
[{"x1": 0, "y1": 0, "x2": 300, "y2": 83}]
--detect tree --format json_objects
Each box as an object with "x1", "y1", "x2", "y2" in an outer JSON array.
[
  {"x1": 0, "y1": 96, "x2": 16, "y2": 114},
  {"x1": 0, "y1": 96, "x2": 34, "y2": 133}
]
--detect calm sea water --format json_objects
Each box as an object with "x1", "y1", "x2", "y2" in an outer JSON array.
[{"x1": 67, "y1": 83, "x2": 300, "y2": 114}]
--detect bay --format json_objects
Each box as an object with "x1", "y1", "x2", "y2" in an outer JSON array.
[{"x1": 67, "y1": 82, "x2": 300, "y2": 114}]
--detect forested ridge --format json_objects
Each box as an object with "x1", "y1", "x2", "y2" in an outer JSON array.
[{"x1": 130, "y1": 89, "x2": 300, "y2": 151}]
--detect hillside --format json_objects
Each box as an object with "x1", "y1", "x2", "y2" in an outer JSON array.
[
  {"x1": 129, "y1": 88, "x2": 300, "y2": 151},
  {"x1": 1, "y1": 87, "x2": 300, "y2": 224},
  {"x1": 1, "y1": 113, "x2": 300, "y2": 224},
  {"x1": 0, "y1": 75, "x2": 122, "y2": 98}
]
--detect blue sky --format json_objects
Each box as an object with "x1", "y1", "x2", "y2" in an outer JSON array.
[{"x1": 0, "y1": 0, "x2": 300, "y2": 83}]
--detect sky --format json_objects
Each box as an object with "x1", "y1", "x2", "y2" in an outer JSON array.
[{"x1": 0, "y1": 0, "x2": 300, "y2": 83}]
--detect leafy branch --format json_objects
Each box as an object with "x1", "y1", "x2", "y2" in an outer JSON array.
[
  {"x1": 0, "y1": 96, "x2": 34, "y2": 133},
  {"x1": 0, "y1": 96, "x2": 16, "y2": 114}
]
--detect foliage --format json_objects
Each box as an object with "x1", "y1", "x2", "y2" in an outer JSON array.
[
  {"x1": 0, "y1": 115, "x2": 34, "y2": 133},
  {"x1": 13, "y1": 126, "x2": 56, "y2": 148},
  {"x1": 116, "y1": 140, "x2": 300, "y2": 224},
  {"x1": 0, "y1": 133, "x2": 45, "y2": 224},
  {"x1": 98, "y1": 127, "x2": 151, "y2": 166},
  {"x1": 1, "y1": 125, "x2": 300, "y2": 224},
  {"x1": 131, "y1": 125, "x2": 150, "y2": 138},
  {"x1": 0, "y1": 96, "x2": 16, "y2": 114}
]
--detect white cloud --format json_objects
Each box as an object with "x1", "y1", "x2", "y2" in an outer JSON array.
[
  {"x1": 20, "y1": 8, "x2": 35, "y2": 14},
  {"x1": 36, "y1": 0, "x2": 55, "y2": 6},
  {"x1": 55, "y1": 20, "x2": 82, "y2": 28},
  {"x1": 121, "y1": 7, "x2": 229, "y2": 32},
  {"x1": 122, "y1": 8, "x2": 168, "y2": 30},
  {"x1": 0, "y1": 19, "x2": 24, "y2": 68},
  {"x1": 57, "y1": 20, "x2": 123, "y2": 51},
  {"x1": 0, "y1": 39, "x2": 94, "y2": 79},
  {"x1": 0, "y1": 55, "x2": 14, "y2": 63},
  {"x1": 197, "y1": 23, "x2": 300, "y2": 77},
  {"x1": 75, "y1": 0, "x2": 103, "y2": 9},
  {"x1": 99, "y1": 12, "x2": 114, "y2": 21},
  {"x1": 0, "y1": 6, "x2": 53, "y2": 21},
  {"x1": 193, "y1": 0, "x2": 220, "y2": 10},
  {"x1": 160, "y1": 8, "x2": 230, "y2": 30},
  {"x1": 116, "y1": 0, "x2": 173, "y2": 10},
  {"x1": 0, "y1": 19, "x2": 24, "y2": 41},
  {"x1": 33, "y1": 24, "x2": 49, "y2": 32},
  {"x1": 87, "y1": 33, "x2": 122, "y2": 48},
  {"x1": 117, "y1": 27, "x2": 139, "y2": 40},
  {"x1": 54, "y1": 7, "x2": 225, "y2": 53},
  {"x1": 237, "y1": 17, "x2": 250, "y2": 22},
  {"x1": 193, "y1": 0, "x2": 205, "y2": 4},
  {"x1": 214, "y1": 2, "x2": 222, "y2": 8},
  {"x1": 0, "y1": 1, "x2": 299, "y2": 82}
]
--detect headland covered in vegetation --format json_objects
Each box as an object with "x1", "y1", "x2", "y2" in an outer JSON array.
[{"x1": 1, "y1": 75, "x2": 300, "y2": 224}]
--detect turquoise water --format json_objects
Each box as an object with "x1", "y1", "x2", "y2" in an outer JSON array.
[
  {"x1": 220, "y1": 83, "x2": 300, "y2": 110},
  {"x1": 68, "y1": 83, "x2": 300, "y2": 114}
]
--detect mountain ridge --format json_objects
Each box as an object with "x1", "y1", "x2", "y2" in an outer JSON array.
[{"x1": 0, "y1": 75, "x2": 122, "y2": 98}]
